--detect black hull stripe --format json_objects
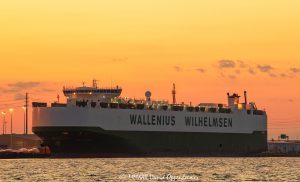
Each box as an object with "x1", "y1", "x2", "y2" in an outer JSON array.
[{"x1": 33, "y1": 126, "x2": 267, "y2": 156}]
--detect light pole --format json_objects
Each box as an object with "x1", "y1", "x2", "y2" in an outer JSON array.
[
  {"x1": 9, "y1": 108, "x2": 14, "y2": 134},
  {"x1": 9, "y1": 108, "x2": 13, "y2": 149},
  {"x1": 1, "y1": 112, "x2": 6, "y2": 135},
  {"x1": 22, "y1": 106, "x2": 26, "y2": 135}
]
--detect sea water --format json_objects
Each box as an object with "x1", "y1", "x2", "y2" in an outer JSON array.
[{"x1": 0, "y1": 157, "x2": 299, "y2": 181}]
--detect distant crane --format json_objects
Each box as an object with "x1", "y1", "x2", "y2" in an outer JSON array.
[{"x1": 172, "y1": 83, "x2": 176, "y2": 105}]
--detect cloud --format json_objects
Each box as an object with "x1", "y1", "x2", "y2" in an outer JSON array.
[
  {"x1": 8, "y1": 82, "x2": 40, "y2": 89},
  {"x1": 257, "y1": 65, "x2": 273, "y2": 73},
  {"x1": 173, "y1": 66, "x2": 182, "y2": 72},
  {"x1": 111, "y1": 57, "x2": 128, "y2": 63},
  {"x1": 41, "y1": 88, "x2": 55, "y2": 92},
  {"x1": 1, "y1": 81, "x2": 41, "y2": 93},
  {"x1": 290, "y1": 67, "x2": 300, "y2": 73},
  {"x1": 195, "y1": 68, "x2": 205, "y2": 73},
  {"x1": 269, "y1": 73, "x2": 277, "y2": 77},
  {"x1": 2, "y1": 88, "x2": 21, "y2": 93},
  {"x1": 237, "y1": 60, "x2": 248, "y2": 68},
  {"x1": 248, "y1": 68, "x2": 256, "y2": 75},
  {"x1": 279, "y1": 73, "x2": 294, "y2": 78},
  {"x1": 219, "y1": 72, "x2": 225, "y2": 78},
  {"x1": 14, "y1": 93, "x2": 26, "y2": 100},
  {"x1": 280, "y1": 73, "x2": 287, "y2": 78},
  {"x1": 214, "y1": 60, "x2": 299, "y2": 80},
  {"x1": 218, "y1": 60, "x2": 236, "y2": 68},
  {"x1": 228, "y1": 75, "x2": 236, "y2": 80}
]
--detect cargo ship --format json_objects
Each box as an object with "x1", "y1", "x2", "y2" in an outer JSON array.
[{"x1": 32, "y1": 80, "x2": 267, "y2": 156}]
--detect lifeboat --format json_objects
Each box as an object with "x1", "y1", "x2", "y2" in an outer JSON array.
[
  {"x1": 91, "y1": 102, "x2": 97, "y2": 108},
  {"x1": 186, "y1": 106, "x2": 194, "y2": 112},
  {"x1": 109, "y1": 103, "x2": 119, "y2": 109},
  {"x1": 100, "y1": 102, "x2": 108, "y2": 108},
  {"x1": 119, "y1": 103, "x2": 128, "y2": 109},
  {"x1": 160, "y1": 105, "x2": 168, "y2": 111},
  {"x1": 200, "y1": 107, "x2": 206, "y2": 112},
  {"x1": 171, "y1": 105, "x2": 184, "y2": 111},
  {"x1": 208, "y1": 108, "x2": 217, "y2": 113},
  {"x1": 136, "y1": 104, "x2": 145, "y2": 110}
]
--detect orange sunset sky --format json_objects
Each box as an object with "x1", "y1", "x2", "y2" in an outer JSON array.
[{"x1": 0, "y1": 0, "x2": 300, "y2": 139}]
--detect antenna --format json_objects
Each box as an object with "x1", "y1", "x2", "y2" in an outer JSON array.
[
  {"x1": 172, "y1": 83, "x2": 176, "y2": 104},
  {"x1": 92, "y1": 79, "x2": 98, "y2": 88},
  {"x1": 2, "y1": 111, "x2": 6, "y2": 135}
]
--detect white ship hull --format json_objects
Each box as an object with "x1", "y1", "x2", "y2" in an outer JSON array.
[{"x1": 32, "y1": 107, "x2": 267, "y2": 156}]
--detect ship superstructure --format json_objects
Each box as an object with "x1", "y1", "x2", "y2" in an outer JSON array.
[{"x1": 32, "y1": 80, "x2": 267, "y2": 156}]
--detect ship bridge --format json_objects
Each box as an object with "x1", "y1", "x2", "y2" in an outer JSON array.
[
  {"x1": 63, "y1": 80, "x2": 122, "y2": 104},
  {"x1": 63, "y1": 86, "x2": 122, "y2": 95}
]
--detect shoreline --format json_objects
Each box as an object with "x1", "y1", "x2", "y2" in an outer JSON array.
[{"x1": 1, "y1": 153, "x2": 300, "y2": 159}]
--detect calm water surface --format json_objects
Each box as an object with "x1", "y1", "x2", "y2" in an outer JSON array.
[{"x1": 0, "y1": 158, "x2": 299, "y2": 181}]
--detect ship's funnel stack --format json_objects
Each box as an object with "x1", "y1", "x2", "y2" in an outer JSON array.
[
  {"x1": 227, "y1": 93, "x2": 240, "y2": 109},
  {"x1": 244, "y1": 91, "x2": 247, "y2": 105}
]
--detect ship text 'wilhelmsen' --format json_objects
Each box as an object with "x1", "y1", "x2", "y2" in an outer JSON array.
[{"x1": 184, "y1": 116, "x2": 233, "y2": 127}]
